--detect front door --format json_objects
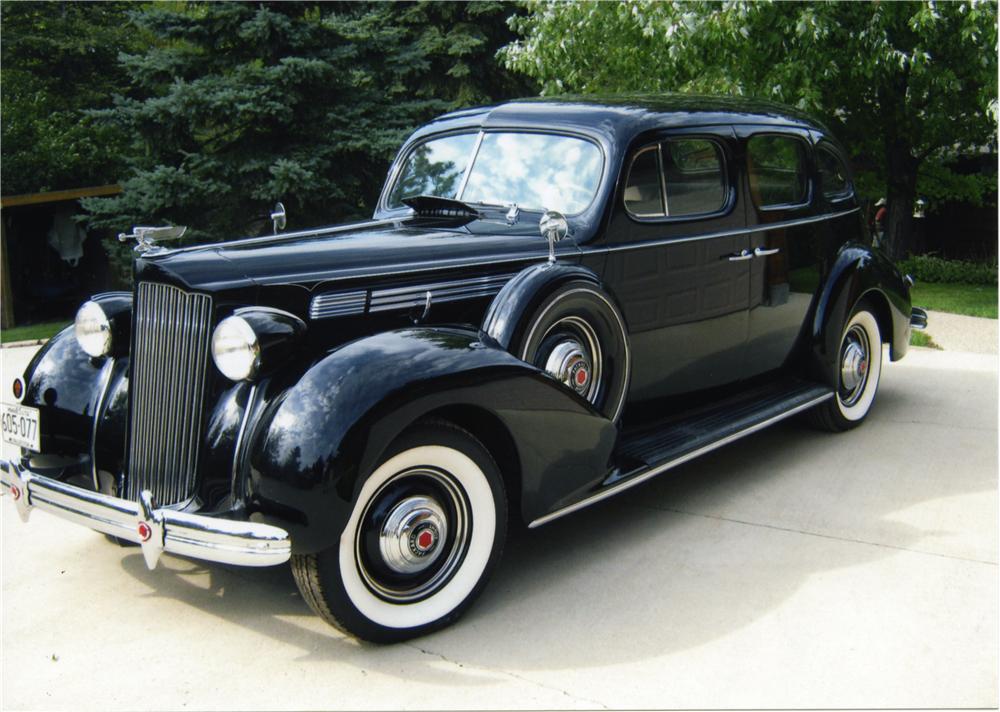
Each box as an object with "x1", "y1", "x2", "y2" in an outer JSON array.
[{"x1": 601, "y1": 127, "x2": 749, "y2": 403}]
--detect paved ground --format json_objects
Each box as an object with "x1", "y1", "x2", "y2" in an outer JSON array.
[
  {"x1": 1, "y1": 343, "x2": 997, "y2": 711},
  {"x1": 924, "y1": 309, "x2": 998, "y2": 354}
]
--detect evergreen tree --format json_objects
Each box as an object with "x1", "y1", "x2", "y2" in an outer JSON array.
[
  {"x1": 1, "y1": 2, "x2": 140, "y2": 195},
  {"x1": 83, "y1": 2, "x2": 534, "y2": 240}
]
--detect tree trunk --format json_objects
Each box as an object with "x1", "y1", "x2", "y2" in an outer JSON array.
[{"x1": 882, "y1": 140, "x2": 920, "y2": 262}]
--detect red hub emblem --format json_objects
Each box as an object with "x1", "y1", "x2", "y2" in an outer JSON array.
[
  {"x1": 411, "y1": 525, "x2": 438, "y2": 556},
  {"x1": 575, "y1": 368, "x2": 588, "y2": 387},
  {"x1": 137, "y1": 521, "x2": 153, "y2": 542}
]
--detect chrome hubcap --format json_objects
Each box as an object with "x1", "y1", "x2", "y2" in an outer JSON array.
[
  {"x1": 539, "y1": 316, "x2": 602, "y2": 403},
  {"x1": 356, "y1": 468, "x2": 469, "y2": 603},
  {"x1": 839, "y1": 324, "x2": 870, "y2": 406},
  {"x1": 379, "y1": 495, "x2": 448, "y2": 574},
  {"x1": 544, "y1": 339, "x2": 592, "y2": 396}
]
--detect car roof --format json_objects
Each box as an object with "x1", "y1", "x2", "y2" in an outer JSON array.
[{"x1": 416, "y1": 94, "x2": 826, "y2": 145}]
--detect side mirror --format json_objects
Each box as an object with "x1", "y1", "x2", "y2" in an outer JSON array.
[
  {"x1": 539, "y1": 210, "x2": 569, "y2": 263},
  {"x1": 271, "y1": 202, "x2": 287, "y2": 234}
]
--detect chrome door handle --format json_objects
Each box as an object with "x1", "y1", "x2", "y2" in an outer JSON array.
[
  {"x1": 754, "y1": 247, "x2": 780, "y2": 257},
  {"x1": 727, "y1": 250, "x2": 753, "y2": 261}
]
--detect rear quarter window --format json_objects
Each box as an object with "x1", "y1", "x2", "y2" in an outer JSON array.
[{"x1": 816, "y1": 145, "x2": 852, "y2": 199}]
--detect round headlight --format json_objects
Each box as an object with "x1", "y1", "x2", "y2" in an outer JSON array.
[
  {"x1": 75, "y1": 301, "x2": 112, "y2": 357},
  {"x1": 212, "y1": 316, "x2": 260, "y2": 381}
]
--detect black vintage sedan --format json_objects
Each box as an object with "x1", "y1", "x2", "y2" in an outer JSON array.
[{"x1": 1, "y1": 95, "x2": 925, "y2": 642}]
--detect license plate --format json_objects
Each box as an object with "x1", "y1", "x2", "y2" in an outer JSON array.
[{"x1": 1, "y1": 403, "x2": 40, "y2": 451}]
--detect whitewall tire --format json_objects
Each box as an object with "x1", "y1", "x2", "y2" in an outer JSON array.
[
  {"x1": 291, "y1": 421, "x2": 506, "y2": 643},
  {"x1": 809, "y1": 302, "x2": 883, "y2": 432}
]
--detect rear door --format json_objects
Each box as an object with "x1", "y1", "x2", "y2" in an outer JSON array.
[
  {"x1": 601, "y1": 126, "x2": 750, "y2": 402},
  {"x1": 739, "y1": 127, "x2": 824, "y2": 377}
]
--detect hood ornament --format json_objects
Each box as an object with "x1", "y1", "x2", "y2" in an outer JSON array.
[{"x1": 118, "y1": 225, "x2": 187, "y2": 254}]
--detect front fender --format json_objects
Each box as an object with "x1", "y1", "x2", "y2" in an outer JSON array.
[
  {"x1": 246, "y1": 327, "x2": 617, "y2": 554},
  {"x1": 811, "y1": 243, "x2": 912, "y2": 385},
  {"x1": 19, "y1": 327, "x2": 107, "y2": 457}
]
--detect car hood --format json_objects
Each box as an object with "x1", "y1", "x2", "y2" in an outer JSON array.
[{"x1": 135, "y1": 218, "x2": 560, "y2": 294}]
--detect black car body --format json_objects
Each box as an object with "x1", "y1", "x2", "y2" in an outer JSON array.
[{"x1": 1, "y1": 95, "x2": 924, "y2": 641}]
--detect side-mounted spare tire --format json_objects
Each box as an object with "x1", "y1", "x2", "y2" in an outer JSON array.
[{"x1": 508, "y1": 280, "x2": 631, "y2": 423}]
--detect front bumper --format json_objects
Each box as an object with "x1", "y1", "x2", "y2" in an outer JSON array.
[{"x1": 0, "y1": 459, "x2": 291, "y2": 570}]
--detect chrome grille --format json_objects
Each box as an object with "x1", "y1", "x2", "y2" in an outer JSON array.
[{"x1": 127, "y1": 282, "x2": 213, "y2": 505}]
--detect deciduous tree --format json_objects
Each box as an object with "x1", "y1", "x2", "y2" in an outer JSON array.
[{"x1": 501, "y1": 1, "x2": 997, "y2": 259}]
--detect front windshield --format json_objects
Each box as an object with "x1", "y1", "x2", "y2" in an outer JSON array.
[{"x1": 387, "y1": 131, "x2": 604, "y2": 215}]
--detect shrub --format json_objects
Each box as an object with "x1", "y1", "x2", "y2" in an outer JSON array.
[{"x1": 897, "y1": 254, "x2": 998, "y2": 285}]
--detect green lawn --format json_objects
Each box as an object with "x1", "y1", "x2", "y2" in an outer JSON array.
[
  {"x1": 1, "y1": 320, "x2": 71, "y2": 344},
  {"x1": 910, "y1": 282, "x2": 997, "y2": 319},
  {"x1": 909, "y1": 330, "x2": 941, "y2": 349}
]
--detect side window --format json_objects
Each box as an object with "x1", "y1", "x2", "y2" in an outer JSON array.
[
  {"x1": 662, "y1": 138, "x2": 726, "y2": 215},
  {"x1": 624, "y1": 138, "x2": 727, "y2": 218},
  {"x1": 747, "y1": 135, "x2": 809, "y2": 208},
  {"x1": 816, "y1": 145, "x2": 851, "y2": 199},
  {"x1": 623, "y1": 147, "x2": 664, "y2": 217}
]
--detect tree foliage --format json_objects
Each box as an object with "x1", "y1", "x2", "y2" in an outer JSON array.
[
  {"x1": 1, "y1": 2, "x2": 141, "y2": 195},
  {"x1": 82, "y1": 2, "x2": 534, "y2": 240},
  {"x1": 501, "y1": 1, "x2": 998, "y2": 259}
]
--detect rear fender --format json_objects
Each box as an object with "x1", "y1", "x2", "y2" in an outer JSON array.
[
  {"x1": 811, "y1": 244, "x2": 912, "y2": 385},
  {"x1": 246, "y1": 327, "x2": 617, "y2": 554}
]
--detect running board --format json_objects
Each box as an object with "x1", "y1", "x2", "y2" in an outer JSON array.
[{"x1": 528, "y1": 380, "x2": 833, "y2": 528}]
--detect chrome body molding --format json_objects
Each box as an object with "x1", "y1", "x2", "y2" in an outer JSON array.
[
  {"x1": 0, "y1": 459, "x2": 290, "y2": 569},
  {"x1": 589, "y1": 207, "x2": 861, "y2": 255},
  {"x1": 311, "y1": 274, "x2": 516, "y2": 320},
  {"x1": 369, "y1": 273, "x2": 515, "y2": 313},
  {"x1": 527, "y1": 391, "x2": 835, "y2": 528},
  {"x1": 910, "y1": 307, "x2": 928, "y2": 330},
  {"x1": 309, "y1": 290, "x2": 367, "y2": 320}
]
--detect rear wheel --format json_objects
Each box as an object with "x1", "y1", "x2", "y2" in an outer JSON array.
[
  {"x1": 809, "y1": 302, "x2": 883, "y2": 432},
  {"x1": 291, "y1": 421, "x2": 506, "y2": 643}
]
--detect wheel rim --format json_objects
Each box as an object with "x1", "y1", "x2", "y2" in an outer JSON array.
[
  {"x1": 839, "y1": 323, "x2": 870, "y2": 407},
  {"x1": 536, "y1": 315, "x2": 603, "y2": 403},
  {"x1": 355, "y1": 467, "x2": 470, "y2": 603}
]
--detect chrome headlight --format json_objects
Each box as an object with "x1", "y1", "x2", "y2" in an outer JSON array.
[
  {"x1": 212, "y1": 316, "x2": 261, "y2": 381},
  {"x1": 75, "y1": 301, "x2": 113, "y2": 358}
]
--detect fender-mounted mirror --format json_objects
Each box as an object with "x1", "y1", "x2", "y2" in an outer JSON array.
[{"x1": 539, "y1": 210, "x2": 568, "y2": 263}]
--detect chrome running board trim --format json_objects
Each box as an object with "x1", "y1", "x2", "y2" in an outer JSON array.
[{"x1": 528, "y1": 391, "x2": 834, "y2": 528}]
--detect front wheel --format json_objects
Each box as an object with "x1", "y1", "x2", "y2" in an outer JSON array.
[
  {"x1": 291, "y1": 421, "x2": 507, "y2": 643},
  {"x1": 809, "y1": 302, "x2": 883, "y2": 432}
]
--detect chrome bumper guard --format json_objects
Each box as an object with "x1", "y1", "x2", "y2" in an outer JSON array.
[
  {"x1": 910, "y1": 307, "x2": 929, "y2": 330},
  {"x1": 0, "y1": 459, "x2": 291, "y2": 570}
]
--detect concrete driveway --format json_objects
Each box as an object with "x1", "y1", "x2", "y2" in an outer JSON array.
[{"x1": 1, "y1": 343, "x2": 997, "y2": 710}]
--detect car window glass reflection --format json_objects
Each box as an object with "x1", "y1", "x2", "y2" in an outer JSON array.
[
  {"x1": 461, "y1": 133, "x2": 604, "y2": 214},
  {"x1": 387, "y1": 133, "x2": 477, "y2": 207},
  {"x1": 747, "y1": 135, "x2": 808, "y2": 207}
]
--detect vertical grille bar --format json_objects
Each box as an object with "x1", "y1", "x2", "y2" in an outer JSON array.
[{"x1": 127, "y1": 283, "x2": 213, "y2": 505}]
